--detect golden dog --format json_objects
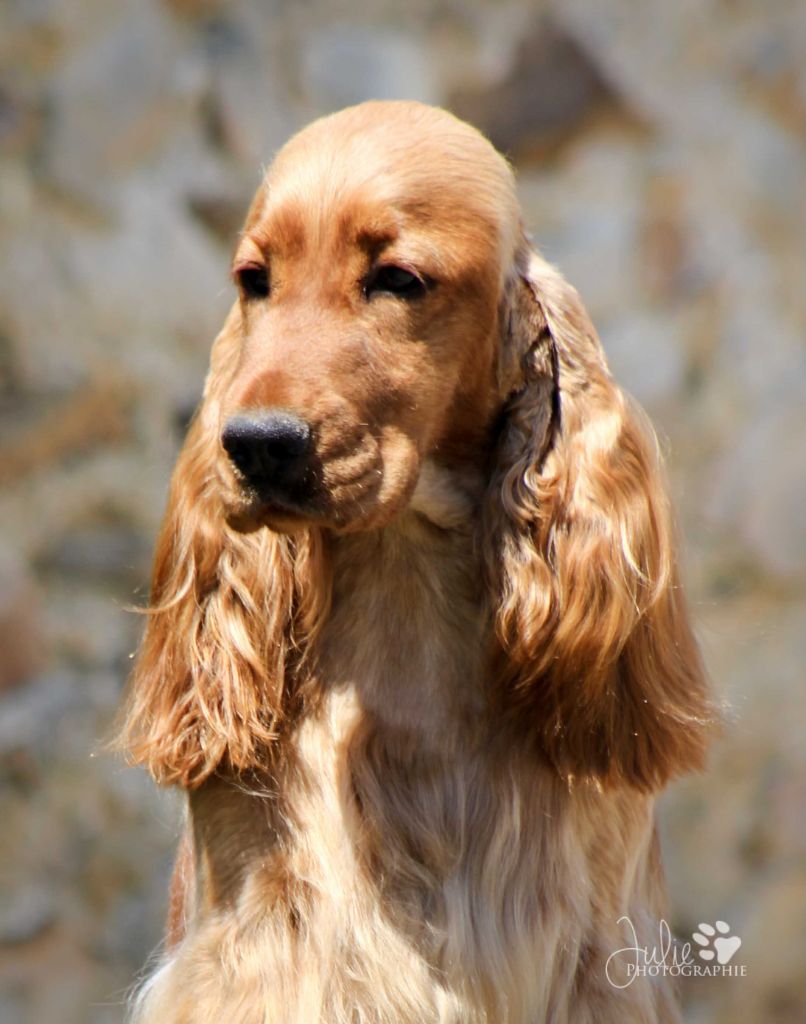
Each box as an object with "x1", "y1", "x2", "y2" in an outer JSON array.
[{"x1": 121, "y1": 101, "x2": 714, "y2": 1023}]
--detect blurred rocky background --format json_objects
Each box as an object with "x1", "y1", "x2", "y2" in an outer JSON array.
[{"x1": 0, "y1": 0, "x2": 804, "y2": 1021}]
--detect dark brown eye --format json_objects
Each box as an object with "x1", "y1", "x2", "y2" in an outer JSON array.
[
  {"x1": 234, "y1": 261, "x2": 270, "y2": 300},
  {"x1": 365, "y1": 264, "x2": 426, "y2": 300}
]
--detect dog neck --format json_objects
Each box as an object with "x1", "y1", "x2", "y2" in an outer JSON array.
[{"x1": 317, "y1": 458, "x2": 489, "y2": 747}]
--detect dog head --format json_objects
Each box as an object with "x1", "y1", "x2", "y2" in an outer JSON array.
[{"x1": 215, "y1": 101, "x2": 520, "y2": 532}]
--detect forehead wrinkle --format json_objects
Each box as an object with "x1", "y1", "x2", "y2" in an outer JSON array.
[{"x1": 254, "y1": 201, "x2": 307, "y2": 258}]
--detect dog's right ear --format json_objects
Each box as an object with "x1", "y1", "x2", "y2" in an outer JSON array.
[{"x1": 116, "y1": 307, "x2": 318, "y2": 788}]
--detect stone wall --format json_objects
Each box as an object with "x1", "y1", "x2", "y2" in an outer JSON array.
[{"x1": 1, "y1": 1, "x2": 804, "y2": 1021}]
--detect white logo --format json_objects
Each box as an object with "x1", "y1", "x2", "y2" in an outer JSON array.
[
  {"x1": 605, "y1": 916, "x2": 746, "y2": 989},
  {"x1": 692, "y1": 921, "x2": 742, "y2": 964}
]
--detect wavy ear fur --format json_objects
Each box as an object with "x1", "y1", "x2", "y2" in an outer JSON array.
[
  {"x1": 486, "y1": 248, "x2": 715, "y2": 790},
  {"x1": 117, "y1": 308, "x2": 329, "y2": 788}
]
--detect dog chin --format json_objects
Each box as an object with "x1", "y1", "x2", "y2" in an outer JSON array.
[
  {"x1": 222, "y1": 485, "x2": 410, "y2": 536},
  {"x1": 225, "y1": 491, "x2": 364, "y2": 535}
]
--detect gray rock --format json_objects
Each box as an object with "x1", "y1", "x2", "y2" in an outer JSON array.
[
  {"x1": 0, "y1": 991, "x2": 25, "y2": 1024},
  {"x1": 39, "y1": 2, "x2": 187, "y2": 203},
  {"x1": 707, "y1": 405, "x2": 806, "y2": 579},
  {"x1": 302, "y1": 26, "x2": 438, "y2": 111},
  {"x1": 452, "y1": 17, "x2": 641, "y2": 158},
  {"x1": 0, "y1": 672, "x2": 77, "y2": 757},
  {"x1": 599, "y1": 311, "x2": 687, "y2": 410},
  {"x1": 36, "y1": 523, "x2": 151, "y2": 586},
  {"x1": 0, "y1": 888, "x2": 56, "y2": 945}
]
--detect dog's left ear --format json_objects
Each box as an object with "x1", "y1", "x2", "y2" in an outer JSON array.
[{"x1": 485, "y1": 247, "x2": 715, "y2": 791}]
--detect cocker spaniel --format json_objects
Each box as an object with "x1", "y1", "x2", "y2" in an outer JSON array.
[{"x1": 120, "y1": 101, "x2": 714, "y2": 1023}]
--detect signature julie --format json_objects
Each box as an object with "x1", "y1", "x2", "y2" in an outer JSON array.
[{"x1": 605, "y1": 916, "x2": 694, "y2": 989}]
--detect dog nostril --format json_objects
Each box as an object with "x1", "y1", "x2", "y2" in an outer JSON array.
[
  {"x1": 221, "y1": 412, "x2": 312, "y2": 488},
  {"x1": 222, "y1": 436, "x2": 253, "y2": 474}
]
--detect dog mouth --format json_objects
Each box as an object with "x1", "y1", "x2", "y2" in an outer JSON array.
[
  {"x1": 221, "y1": 458, "x2": 384, "y2": 534},
  {"x1": 222, "y1": 475, "x2": 322, "y2": 533},
  {"x1": 223, "y1": 464, "x2": 410, "y2": 537}
]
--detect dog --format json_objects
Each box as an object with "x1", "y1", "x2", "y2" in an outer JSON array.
[{"x1": 120, "y1": 100, "x2": 714, "y2": 1023}]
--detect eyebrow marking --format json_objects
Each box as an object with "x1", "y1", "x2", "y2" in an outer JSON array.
[
  {"x1": 353, "y1": 224, "x2": 399, "y2": 252},
  {"x1": 248, "y1": 203, "x2": 308, "y2": 258}
]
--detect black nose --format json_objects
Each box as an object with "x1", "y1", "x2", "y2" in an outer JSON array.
[{"x1": 221, "y1": 412, "x2": 312, "y2": 494}]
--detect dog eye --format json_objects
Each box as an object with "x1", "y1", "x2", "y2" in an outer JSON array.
[
  {"x1": 365, "y1": 265, "x2": 426, "y2": 300},
  {"x1": 234, "y1": 262, "x2": 270, "y2": 300}
]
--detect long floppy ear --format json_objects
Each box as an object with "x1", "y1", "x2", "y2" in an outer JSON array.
[
  {"x1": 116, "y1": 307, "x2": 328, "y2": 788},
  {"x1": 485, "y1": 247, "x2": 715, "y2": 791}
]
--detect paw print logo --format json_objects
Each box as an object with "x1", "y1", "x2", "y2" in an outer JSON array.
[{"x1": 692, "y1": 921, "x2": 742, "y2": 964}]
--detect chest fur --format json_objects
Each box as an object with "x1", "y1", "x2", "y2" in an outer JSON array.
[{"x1": 135, "y1": 518, "x2": 669, "y2": 1023}]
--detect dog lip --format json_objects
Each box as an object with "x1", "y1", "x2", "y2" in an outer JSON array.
[
  {"x1": 223, "y1": 484, "x2": 323, "y2": 533},
  {"x1": 249, "y1": 486, "x2": 313, "y2": 516}
]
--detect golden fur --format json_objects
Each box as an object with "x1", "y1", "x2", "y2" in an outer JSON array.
[{"x1": 119, "y1": 101, "x2": 714, "y2": 1023}]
